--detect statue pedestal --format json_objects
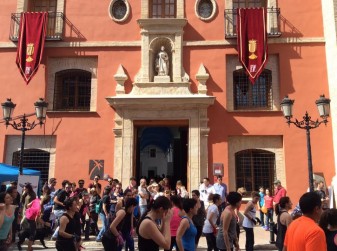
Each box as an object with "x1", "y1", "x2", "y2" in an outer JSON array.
[{"x1": 154, "y1": 75, "x2": 170, "y2": 83}]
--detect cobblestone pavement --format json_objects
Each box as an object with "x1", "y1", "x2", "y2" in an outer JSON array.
[{"x1": 8, "y1": 225, "x2": 278, "y2": 251}]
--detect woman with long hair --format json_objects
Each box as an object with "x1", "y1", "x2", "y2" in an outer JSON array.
[
  {"x1": 319, "y1": 208, "x2": 337, "y2": 251},
  {"x1": 55, "y1": 197, "x2": 80, "y2": 251},
  {"x1": 0, "y1": 191, "x2": 15, "y2": 251},
  {"x1": 165, "y1": 195, "x2": 183, "y2": 251},
  {"x1": 176, "y1": 198, "x2": 198, "y2": 251},
  {"x1": 20, "y1": 183, "x2": 36, "y2": 217},
  {"x1": 202, "y1": 194, "x2": 222, "y2": 251},
  {"x1": 216, "y1": 192, "x2": 242, "y2": 251},
  {"x1": 191, "y1": 190, "x2": 206, "y2": 247},
  {"x1": 275, "y1": 196, "x2": 292, "y2": 251},
  {"x1": 137, "y1": 196, "x2": 172, "y2": 251},
  {"x1": 102, "y1": 197, "x2": 137, "y2": 251},
  {"x1": 89, "y1": 187, "x2": 100, "y2": 235},
  {"x1": 264, "y1": 188, "x2": 274, "y2": 230}
]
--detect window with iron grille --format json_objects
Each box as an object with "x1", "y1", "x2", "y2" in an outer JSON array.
[
  {"x1": 53, "y1": 69, "x2": 91, "y2": 111},
  {"x1": 150, "y1": 0, "x2": 176, "y2": 18},
  {"x1": 12, "y1": 149, "x2": 50, "y2": 184},
  {"x1": 233, "y1": 69, "x2": 272, "y2": 110},
  {"x1": 235, "y1": 149, "x2": 275, "y2": 195}
]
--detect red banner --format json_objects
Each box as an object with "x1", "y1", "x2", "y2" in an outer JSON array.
[
  {"x1": 237, "y1": 8, "x2": 268, "y2": 84},
  {"x1": 16, "y1": 12, "x2": 48, "y2": 84}
]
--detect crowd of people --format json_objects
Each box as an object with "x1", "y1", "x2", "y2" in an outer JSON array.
[{"x1": 0, "y1": 174, "x2": 336, "y2": 251}]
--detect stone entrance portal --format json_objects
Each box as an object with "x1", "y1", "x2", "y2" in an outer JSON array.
[
  {"x1": 106, "y1": 8, "x2": 215, "y2": 191},
  {"x1": 106, "y1": 80, "x2": 214, "y2": 191}
]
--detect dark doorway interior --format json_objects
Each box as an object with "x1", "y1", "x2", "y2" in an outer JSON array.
[{"x1": 135, "y1": 126, "x2": 188, "y2": 189}]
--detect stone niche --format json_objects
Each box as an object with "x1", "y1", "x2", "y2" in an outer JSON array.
[{"x1": 137, "y1": 18, "x2": 189, "y2": 83}]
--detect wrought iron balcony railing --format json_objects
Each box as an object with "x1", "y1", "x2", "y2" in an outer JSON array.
[
  {"x1": 9, "y1": 12, "x2": 64, "y2": 41},
  {"x1": 224, "y1": 8, "x2": 281, "y2": 38}
]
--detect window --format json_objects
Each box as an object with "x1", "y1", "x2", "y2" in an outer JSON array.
[
  {"x1": 235, "y1": 149, "x2": 275, "y2": 195},
  {"x1": 29, "y1": 0, "x2": 57, "y2": 11},
  {"x1": 29, "y1": 0, "x2": 57, "y2": 37},
  {"x1": 150, "y1": 148, "x2": 157, "y2": 158},
  {"x1": 53, "y1": 69, "x2": 92, "y2": 111},
  {"x1": 230, "y1": 0, "x2": 267, "y2": 35},
  {"x1": 233, "y1": 0, "x2": 266, "y2": 8},
  {"x1": 150, "y1": 0, "x2": 176, "y2": 18},
  {"x1": 195, "y1": 0, "x2": 217, "y2": 21},
  {"x1": 109, "y1": 0, "x2": 130, "y2": 22},
  {"x1": 233, "y1": 69, "x2": 272, "y2": 110},
  {"x1": 12, "y1": 149, "x2": 50, "y2": 184}
]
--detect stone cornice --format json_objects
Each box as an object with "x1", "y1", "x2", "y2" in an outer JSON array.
[
  {"x1": 0, "y1": 37, "x2": 325, "y2": 49},
  {"x1": 137, "y1": 18, "x2": 188, "y2": 29},
  {"x1": 106, "y1": 95, "x2": 216, "y2": 109}
]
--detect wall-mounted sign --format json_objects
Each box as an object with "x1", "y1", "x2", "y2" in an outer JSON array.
[
  {"x1": 89, "y1": 160, "x2": 104, "y2": 180},
  {"x1": 213, "y1": 163, "x2": 224, "y2": 176}
]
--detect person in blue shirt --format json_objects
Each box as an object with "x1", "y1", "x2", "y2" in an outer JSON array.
[
  {"x1": 176, "y1": 198, "x2": 198, "y2": 251},
  {"x1": 211, "y1": 175, "x2": 228, "y2": 213},
  {"x1": 258, "y1": 187, "x2": 265, "y2": 227}
]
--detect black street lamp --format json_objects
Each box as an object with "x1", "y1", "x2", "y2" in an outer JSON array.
[
  {"x1": 280, "y1": 95, "x2": 331, "y2": 192},
  {"x1": 1, "y1": 98, "x2": 48, "y2": 175}
]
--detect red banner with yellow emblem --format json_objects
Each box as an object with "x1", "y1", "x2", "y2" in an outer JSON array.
[
  {"x1": 16, "y1": 12, "x2": 48, "y2": 84},
  {"x1": 237, "y1": 8, "x2": 268, "y2": 84}
]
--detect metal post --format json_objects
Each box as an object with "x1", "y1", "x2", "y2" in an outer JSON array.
[
  {"x1": 269, "y1": 221, "x2": 275, "y2": 244},
  {"x1": 306, "y1": 126, "x2": 314, "y2": 192},
  {"x1": 19, "y1": 114, "x2": 27, "y2": 175}
]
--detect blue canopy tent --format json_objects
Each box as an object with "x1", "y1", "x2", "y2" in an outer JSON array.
[{"x1": 0, "y1": 163, "x2": 40, "y2": 183}]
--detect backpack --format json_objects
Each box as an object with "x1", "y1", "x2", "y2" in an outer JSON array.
[{"x1": 95, "y1": 199, "x2": 102, "y2": 214}]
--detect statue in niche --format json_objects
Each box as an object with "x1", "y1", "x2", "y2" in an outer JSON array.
[{"x1": 155, "y1": 46, "x2": 169, "y2": 76}]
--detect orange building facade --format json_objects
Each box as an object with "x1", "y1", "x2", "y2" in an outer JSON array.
[{"x1": 0, "y1": 0, "x2": 336, "y2": 204}]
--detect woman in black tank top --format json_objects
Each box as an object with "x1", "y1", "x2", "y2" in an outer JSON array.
[
  {"x1": 102, "y1": 198, "x2": 137, "y2": 251},
  {"x1": 275, "y1": 197, "x2": 292, "y2": 251},
  {"x1": 136, "y1": 196, "x2": 172, "y2": 251},
  {"x1": 55, "y1": 197, "x2": 80, "y2": 251}
]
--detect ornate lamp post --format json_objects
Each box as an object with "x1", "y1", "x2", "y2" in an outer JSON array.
[
  {"x1": 1, "y1": 98, "x2": 48, "y2": 175},
  {"x1": 280, "y1": 95, "x2": 330, "y2": 192}
]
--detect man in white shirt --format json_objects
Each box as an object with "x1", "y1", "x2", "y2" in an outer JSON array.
[
  {"x1": 199, "y1": 177, "x2": 213, "y2": 208},
  {"x1": 138, "y1": 178, "x2": 148, "y2": 216},
  {"x1": 211, "y1": 175, "x2": 228, "y2": 212}
]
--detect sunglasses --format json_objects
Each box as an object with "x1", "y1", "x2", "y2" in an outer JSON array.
[{"x1": 79, "y1": 183, "x2": 84, "y2": 185}]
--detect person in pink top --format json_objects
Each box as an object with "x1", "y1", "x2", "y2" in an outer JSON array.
[
  {"x1": 264, "y1": 189, "x2": 274, "y2": 230},
  {"x1": 165, "y1": 195, "x2": 184, "y2": 251},
  {"x1": 273, "y1": 180, "x2": 287, "y2": 204}
]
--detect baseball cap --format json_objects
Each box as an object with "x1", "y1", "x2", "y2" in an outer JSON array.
[{"x1": 274, "y1": 179, "x2": 281, "y2": 184}]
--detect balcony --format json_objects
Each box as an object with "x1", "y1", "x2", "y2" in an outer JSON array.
[
  {"x1": 224, "y1": 8, "x2": 281, "y2": 38},
  {"x1": 9, "y1": 12, "x2": 65, "y2": 41}
]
